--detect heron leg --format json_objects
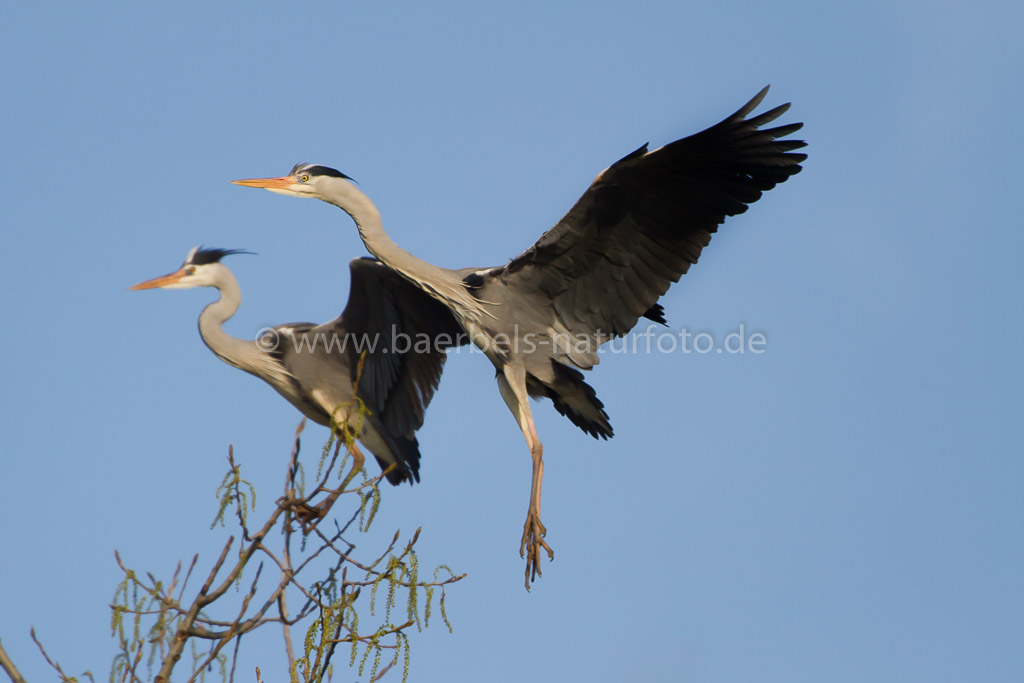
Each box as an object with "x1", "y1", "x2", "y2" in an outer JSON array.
[
  {"x1": 339, "y1": 431, "x2": 367, "y2": 489},
  {"x1": 498, "y1": 365, "x2": 554, "y2": 589}
]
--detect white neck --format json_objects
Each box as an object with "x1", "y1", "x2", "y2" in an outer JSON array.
[
  {"x1": 317, "y1": 177, "x2": 487, "y2": 319},
  {"x1": 197, "y1": 267, "x2": 285, "y2": 382}
]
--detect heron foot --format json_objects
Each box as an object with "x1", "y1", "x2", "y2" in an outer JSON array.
[
  {"x1": 520, "y1": 510, "x2": 554, "y2": 589},
  {"x1": 285, "y1": 487, "x2": 342, "y2": 534}
]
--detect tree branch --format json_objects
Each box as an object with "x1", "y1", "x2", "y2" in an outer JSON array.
[{"x1": 0, "y1": 639, "x2": 27, "y2": 683}]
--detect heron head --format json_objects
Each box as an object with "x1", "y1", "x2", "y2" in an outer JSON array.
[
  {"x1": 129, "y1": 246, "x2": 253, "y2": 291},
  {"x1": 231, "y1": 163, "x2": 355, "y2": 199}
]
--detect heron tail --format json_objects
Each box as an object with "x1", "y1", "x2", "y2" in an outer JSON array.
[
  {"x1": 374, "y1": 434, "x2": 422, "y2": 486},
  {"x1": 544, "y1": 361, "x2": 614, "y2": 440}
]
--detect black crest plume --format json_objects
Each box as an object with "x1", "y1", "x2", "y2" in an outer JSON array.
[
  {"x1": 185, "y1": 246, "x2": 255, "y2": 266},
  {"x1": 290, "y1": 162, "x2": 356, "y2": 182}
]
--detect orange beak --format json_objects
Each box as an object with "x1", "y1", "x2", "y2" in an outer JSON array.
[
  {"x1": 128, "y1": 269, "x2": 187, "y2": 291},
  {"x1": 230, "y1": 175, "x2": 296, "y2": 189}
]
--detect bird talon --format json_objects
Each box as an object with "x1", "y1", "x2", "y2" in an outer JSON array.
[
  {"x1": 520, "y1": 512, "x2": 554, "y2": 587},
  {"x1": 290, "y1": 499, "x2": 328, "y2": 529}
]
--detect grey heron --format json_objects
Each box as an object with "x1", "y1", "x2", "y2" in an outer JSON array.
[
  {"x1": 233, "y1": 87, "x2": 807, "y2": 586},
  {"x1": 130, "y1": 246, "x2": 463, "y2": 487}
]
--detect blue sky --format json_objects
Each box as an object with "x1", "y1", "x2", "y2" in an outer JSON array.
[{"x1": 2, "y1": 2, "x2": 1022, "y2": 681}]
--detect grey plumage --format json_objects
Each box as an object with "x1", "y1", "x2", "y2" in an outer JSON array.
[
  {"x1": 131, "y1": 250, "x2": 462, "y2": 485},
  {"x1": 233, "y1": 86, "x2": 807, "y2": 585}
]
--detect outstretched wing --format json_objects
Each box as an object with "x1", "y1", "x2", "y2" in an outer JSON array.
[
  {"x1": 492, "y1": 86, "x2": 806, "y2": 342},
  {"x1": 336, "y1": 258, "x2": 465, "y2": 439}
]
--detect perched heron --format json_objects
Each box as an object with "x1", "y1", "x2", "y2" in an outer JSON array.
[
  {"x1": 233, "y1": 86, "x2": 807, "y2": 585},
  {"x1": 130, "y1": 246, "x2": 462, "y2": 485}
]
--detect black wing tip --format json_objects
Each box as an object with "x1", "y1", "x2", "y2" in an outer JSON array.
[
  {"x1": 608, "y1": 142, "x2": 651, "y2": 170},
  {"x1": 729, "y1": 85, "x2": 774, "y2": 122},
  {"x1": 642, "y1": 303, "x2": 668, "y2": 325},
  {"x1": 740, "y1": 90, "x2": 808, "y2": 171},
  {"x1": 745, "y1": 102, "x2": 794, "y2": 130},
  {"x1": 733, "y1": 86, "x2": 804, "y2": 136},
  {"x1": 765, "y1": 121, "x2": 805, "y2": 139},
  {"x1": 743, "y1": 85, "x2": 771, "y2": 114}
]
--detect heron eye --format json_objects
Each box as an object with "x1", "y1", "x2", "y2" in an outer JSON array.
[
  {"x1": 300, "y1": 174, "x2": 309, "y2": 182},
  {"x1": 186, "y1": 266, "x2": 197, "y2": 275}
]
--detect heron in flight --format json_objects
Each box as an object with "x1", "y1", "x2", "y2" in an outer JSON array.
[
  {"x1": 233, "y1": 87, "x2": 807, "y2": 586},
  {"x1": 130, "y1": 246, "x2": 462, "y2": 486}
]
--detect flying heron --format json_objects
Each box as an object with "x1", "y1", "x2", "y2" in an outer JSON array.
[
  {"x1": 130, "y1": 246, "x2": 462, "y2": 486},
  {"x1": 232, "y1": 86, "x2": 807, "y2": 586}
]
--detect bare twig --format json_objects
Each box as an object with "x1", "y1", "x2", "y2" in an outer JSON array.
[
  {"x1": 228, "y1": 634, "x2": 242, "y2": 683},
  {"x1": 278, "y1": 553, "x2": 297, "y2": 674},
  {"x1": 118, "y1": 642, "x2": 144, "y2": 683},
  {"x1": 370, "y1": 658, "x2": 396, "y2": 682},
  {"x1": 0, "y1": 639, "x2": 27, "y2": 683},
  {"x1": 108, "y1": 415, "x2": 464, "y2": 683},
  {"x1": 178, "y1": 553, "x2": 200, "y2": 602},
  {"x1": 30, "y1": 628, "x2": 84, "y2": 683},
  {"x1": 153, "y1": 536, "x2": 235, "y2": 683}
]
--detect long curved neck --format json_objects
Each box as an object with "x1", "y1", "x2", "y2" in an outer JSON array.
[
  {"x1": 319, "y1": 177, "x2": 486, "y2": 317},
  {"x1": 197, "y1": 270, "x2": 264, "y2": 376}
]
